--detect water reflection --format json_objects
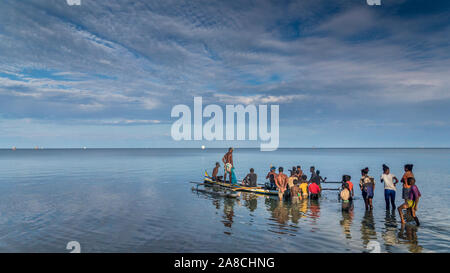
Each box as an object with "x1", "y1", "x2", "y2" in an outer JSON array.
[
  {"x1": 242, "y1": 194, "x2": 258, "y2": 212},
  {"x1": 308, "y1": 199, "x2": 321, "y2": 224},
  {"x1": 298, "y1": 199, "x2": 308, "y2": 220},
  {"x1": 222, "y1": 198, "x2": 236, "y2": 234},
  {"x1": 265, "y1": 197, "x2": 305, "y2": 235},
  {"x1": 398, "y1": 224, "x2": 423, "y2": 253},
  {"x1": 360, "y1": 210, "x2": 377, "y2": 248},
  {"x1": 382, "y1": 209, "x2": 398, "y2": 250},
  {"x1": 191, "y1": 189, "x2": 425, "y2": 252},
  {"x1": 340, "y1": 206, "x2": 354, "y2": 239},
  {"x1": 290, "y1": 202, "x2": 302, "y2": 224},
  {"x1": 191, "y1": 188, "x2": 239, "y2": 234},
  {"x1": 271, "y1": 201, "x2": 289, "y2": 225}
]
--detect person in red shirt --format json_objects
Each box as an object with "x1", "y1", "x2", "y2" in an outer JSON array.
[{"x1": 308, "y1": 181, "x2": 321, "y2": 200}]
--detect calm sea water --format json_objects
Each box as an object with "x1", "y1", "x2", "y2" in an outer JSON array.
[{"x1": 0, "y1": 148, "x2": 449, "y2": 253}]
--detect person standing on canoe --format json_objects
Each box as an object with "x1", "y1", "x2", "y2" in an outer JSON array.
[
  {"x1": 276, "y1": 167, "x2": 288, "y2": 201},
  {"x1": 222, "y1": 147, "x2": 234, "y2": 184}
]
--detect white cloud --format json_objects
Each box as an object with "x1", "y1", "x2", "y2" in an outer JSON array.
[{"x1": 213, "y1": 93, "x2": 308, "y2": 104}]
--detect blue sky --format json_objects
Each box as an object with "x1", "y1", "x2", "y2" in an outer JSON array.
[{"x1": 0, "y1": 0, "x2": 449, "y2": 148}]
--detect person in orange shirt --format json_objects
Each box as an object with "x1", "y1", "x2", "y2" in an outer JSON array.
[
  {"x1": 401, "y1": 164, "x2": 414, "y2": 202},
  {"x1": 275, "y1": 167, "x2": 288, "y2": 201},
  {"x1": 342, "y1": 175, "x2": 354, "y2": 201}
]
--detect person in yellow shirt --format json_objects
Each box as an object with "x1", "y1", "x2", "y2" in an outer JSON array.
[{"x1": 299, "y1": 175, "x2": 309, "y2": 200}]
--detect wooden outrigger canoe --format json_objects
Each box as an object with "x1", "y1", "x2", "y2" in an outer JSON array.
[{"x1": 203, "y1": 171, "x2": 278, "y2": 196}]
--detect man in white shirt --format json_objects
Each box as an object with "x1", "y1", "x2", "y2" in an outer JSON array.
[{"x1": 381, "y1": 164, "x2": 399, "y2": 210}]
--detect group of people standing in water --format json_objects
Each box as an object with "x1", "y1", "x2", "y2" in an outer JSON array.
[
  {"x1": 213, "y1": 148, "x2": 326, "y2": 201},
  {"x1": 265, "y1": 165, "x2": 324, "y2": 202},
  {"x1": 212, "y1": 148, "x2": 422, "y2": 226},
  {"x1": 339, "y1": 163, "x2": 421, "y2": 226}
]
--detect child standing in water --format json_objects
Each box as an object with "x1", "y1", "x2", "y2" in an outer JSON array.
[
  {"x1": 398, "y1": 177, "x2": 421, "y2": 226},
  {"x1": 359, "y1": 167, "x2": 375, "y2": 210},
  {"x1": 340, "y1": 183, "x2": 352, "y2": 212},
  {"x1": 290, "y1": 180, "x2": 300, "y2": 204},
  {"x1": 401, "y1": 164, "x2": 414, "y2": 203}
]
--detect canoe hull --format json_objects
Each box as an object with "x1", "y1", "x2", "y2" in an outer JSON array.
[{"x1": 203, "y1": 175, "x2": 278, "y2": 196}]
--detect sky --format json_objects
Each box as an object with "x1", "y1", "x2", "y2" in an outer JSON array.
[{"x1": 0, "y1": 0, "x2": 449, "y2": 148}]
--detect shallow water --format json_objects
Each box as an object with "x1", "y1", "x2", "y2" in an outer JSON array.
[{"x1": 0, "y1": 148, "x2": 448, "y2": 253}]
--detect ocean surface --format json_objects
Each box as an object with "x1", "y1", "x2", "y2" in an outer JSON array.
[{"x1": 0, "y1": 148, "x2": 449, "y2": 253}]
